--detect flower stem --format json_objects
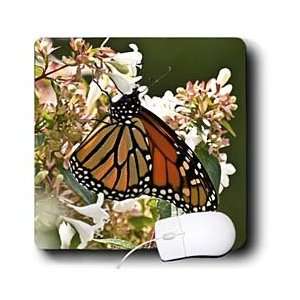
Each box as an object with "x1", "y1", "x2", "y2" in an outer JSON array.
[{"x1": 35, "y1": 64, "x2": 69, "y2": 82}]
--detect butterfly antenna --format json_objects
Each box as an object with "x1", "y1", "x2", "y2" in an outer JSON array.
[
  {"x1": 103, "y1": 63, "x2": 125, "y2": 96},
  {"x1": 149, "y1": 66, "x2": 172, "y2": 88},
  {"x1": 92, "y1": 79, "x2": 111, "y2": 100},
  {"x1": 107, "y1": 76, "x2": 125, "y2": 96}
]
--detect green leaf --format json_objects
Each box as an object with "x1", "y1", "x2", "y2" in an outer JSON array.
[
  {"x1": 150, "y1": 207, "x2": 159, "y2": 221},
  {"x1": 69, "y1": 232, "x2": 81, "y2": 249},
  {"x1": 147, "y1": 198, "x2": 158, "y2": 208},
  {"x1": 147, "y1": 198, "x2": 159, "y2": 221},
  {"x1": 42, "y1": 111, "x2": 55, "y2": 129},
  {"x1": 35, "y1": 170, "x2": 49, "y2": 185},
  {"x1": 59, "y1": 167, "x2": 97, "y2": 205},
  {"x1": 93, "y1": 238, "x2": 135, "y2": 249},
  {"x1": 50, "y1": 79, "x2": 61, "y2": 96},
  {"x1": 158, "y1": 200, "x2": 171, "y2": 219},
  {"x1": 220, "y1": 119, "x2": 236, "y2": 137},
  {"x1": 108, "y1": 61, "x2": 130, "y2": 74},
  {"x1": 195, "y1": 144, "x2": 221, "y2": 193},
  {"x1": 34, "y1": 65, "x2": 44, "y2": 78},
  {"x1": 35, "y1": 133, "x2": 45, "y2": 148},
  {"x1": 128, "y1": 216, "x2": 155, "y2": 230}
]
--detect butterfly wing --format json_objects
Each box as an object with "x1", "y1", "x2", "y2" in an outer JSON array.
[
  {"x1": 70, "y1": 107, "x2": 217, "y2": 212},
  {"x1": 69, "y1": 114, "x2": 152, "y2": 200},
  {"x1": 139, "y1": 106, "x2": 217, "y2": 212}
]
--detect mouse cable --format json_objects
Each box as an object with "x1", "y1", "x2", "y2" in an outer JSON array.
[
  {"x1": 117, "y1": 232, "x2": 185, "y2": 269},
  {"x1": 116, "y1": 238, "x2": 157, "y2": 269}
]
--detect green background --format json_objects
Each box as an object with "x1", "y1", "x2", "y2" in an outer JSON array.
[{"x1": 55, "y1": 38, "x2": 247, "y2": 249}]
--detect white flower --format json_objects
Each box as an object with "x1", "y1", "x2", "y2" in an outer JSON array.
[
  {"x1": 217, "y1": 68, "x2": 231, "y2": 86},
  {"x1": 86, "y1": 43, "x2": 143, "y2": 109},
  {"x1": 219, "y1": 153, "x2": 236, "y2": 194},
  {"x1": 206, "y1": 78, "x2": 218, "y2": 97},
  {"x1": 86, "y1": 75, "x2": 114, "y2": 114},
  {"x1": 141, "y1": 90, "x2": 182, "y2": 121},
  {"x1": 107, "y1": 43, "x2": 143, "y2": 95},
  {"x1": 108, "y1": 72, "x2": 142, "y2": 96},
  {"x1": 216, "y1": 68, "x2": 232, "y2": 96},
  {"x1": 67, "y1": 193, "x2": 109, "y2": 229},
  {"x1": 183, "y1": 125, "x2": 210, "y2": 150},
  {"x1": 62, "y1": 217, "x2": 103, "y2": 249},
  {"x1": 35, "y1": 38, "x2": 58, "y2": 58},
  {"x1": 200, "y1": 125, "x2": 210, "y2": 144},
  {"x1": 60, "y1": 194, "x2": 110, "y2": 249},
  {"x1": 112, "y1": 198, "x2": 139, "y2": 213},
  {"x1": 58, "y1": 221, "x2": 76, "y2": 249},
  {"x1": 204, "y1": 68, "x2": 233, "y2": 98},
  {"x1": 112, "y1": 43, "x2": 142, "y2": 77},
  {"x1": 184, "y1": 127, "x2": 201, "y2": 151},
  {"x1": 219, "y1": 84, "x2": 232, "y2": 96},
  {"x1": 86, "y1": 80, "x2": 102, "y2": 114}
]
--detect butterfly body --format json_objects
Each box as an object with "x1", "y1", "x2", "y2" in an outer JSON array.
[
  {"x1": 70, "y1": 89, "x2": 217, "y2": 213},
  {"x1": 109, "y1": 90, "x2": 141, "y2": 122}
]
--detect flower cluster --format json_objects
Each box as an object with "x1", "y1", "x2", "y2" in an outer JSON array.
[{"x1": 176, "y1": 68, "x2": 237, "y2": 156}]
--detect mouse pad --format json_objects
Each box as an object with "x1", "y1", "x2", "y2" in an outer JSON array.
[{"x1": 34, "y1": 38, "x2": 246, "y2": 250}]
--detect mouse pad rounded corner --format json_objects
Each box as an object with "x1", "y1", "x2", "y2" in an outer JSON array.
[{"x1": 34, "y1": 37, "x2": 247, "y2": 251}]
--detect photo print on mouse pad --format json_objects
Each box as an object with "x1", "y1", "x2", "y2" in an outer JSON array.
[{"x1": 34, "y1": 38, "x2": 246, "y2": 251}]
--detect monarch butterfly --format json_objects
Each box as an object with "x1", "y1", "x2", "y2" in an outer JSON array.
[{"x1": 69, "y1": 87, "x2": 217, "y2": 213}]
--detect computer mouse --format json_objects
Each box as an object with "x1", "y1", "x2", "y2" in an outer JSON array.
[{"x1": 155, "y1": 212, "x2": 236, "y2": 261}]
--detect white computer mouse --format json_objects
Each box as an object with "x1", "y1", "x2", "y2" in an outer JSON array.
[{"x1": 155, "y1": 212, "x2": 236, "y2": 261}]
